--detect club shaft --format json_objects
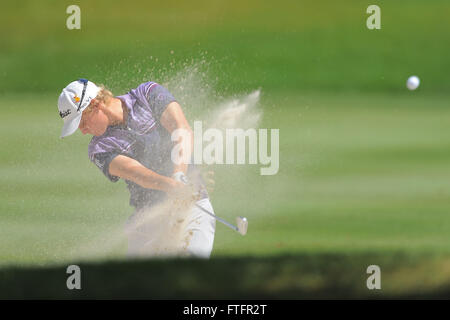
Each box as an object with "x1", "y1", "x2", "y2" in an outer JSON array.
[{"x1": 195, "y1": 204, "x2": 238, "y2": 232}]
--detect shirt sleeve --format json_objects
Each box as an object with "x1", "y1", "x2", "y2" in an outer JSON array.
[
  {"x1": 88, "y1": 134, "x2": 133, "y2": 183},
  {"x1": 91, "y1": 152, "x2": 120, "y2": 182},
  {"x1": 146, "y1": 83, "x2": 177, "y2": 120}
]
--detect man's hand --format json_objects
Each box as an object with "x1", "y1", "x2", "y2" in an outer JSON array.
[
  {"x1": 172, "y1": 171, "x2": 189, "y2": 185},
  {"x1": 168, "y1": 172, "x2": 201, "y2": 210}
]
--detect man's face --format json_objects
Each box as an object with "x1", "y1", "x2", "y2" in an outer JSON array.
[{"x1": 78, "y1": 100, "x2": 109, "y2": 136}]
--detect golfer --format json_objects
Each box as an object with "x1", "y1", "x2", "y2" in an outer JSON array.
[{"x1": 57, "y1": 79, "x2": 215, "y2": 258}]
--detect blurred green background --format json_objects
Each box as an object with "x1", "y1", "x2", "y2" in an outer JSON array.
[
  {"x1": 1, "y1": 0, "x2": 449, "y2": 94},
  {"x1": 1, "y1": 0, "x2": 450, "y2": 298}
]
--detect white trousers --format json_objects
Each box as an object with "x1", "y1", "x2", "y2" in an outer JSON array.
[{"x1": 125, "y1": 198, "x2": 216, "y2": 259}]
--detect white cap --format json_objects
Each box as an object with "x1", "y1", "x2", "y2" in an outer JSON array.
[{"x1": 58, "y1": 79, "x2": 100, "y2": 138}]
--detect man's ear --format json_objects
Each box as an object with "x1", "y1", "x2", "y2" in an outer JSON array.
[{"x1": 90, "y1": 98, "x2": 100, "y2": 111}]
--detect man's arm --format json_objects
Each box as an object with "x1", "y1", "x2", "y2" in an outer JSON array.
[
  {"x1": 109, "y1": 154, "x2": 182, "y2": 192},
  {"x1": 159, "y1": 101, "x2": 193, "y2": 175}
]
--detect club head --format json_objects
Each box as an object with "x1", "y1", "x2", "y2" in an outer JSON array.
[{"x1": 236, "y1": 217, "x2": 248, "y2": 236}]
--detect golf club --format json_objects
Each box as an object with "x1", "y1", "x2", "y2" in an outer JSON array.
[{"x1": 195, "y1": 203, "x2": 248, "y2": 236}]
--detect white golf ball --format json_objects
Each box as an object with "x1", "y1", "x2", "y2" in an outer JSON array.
[{"x1": 407, "y1": 76, "x2": 420, "y2": 90}]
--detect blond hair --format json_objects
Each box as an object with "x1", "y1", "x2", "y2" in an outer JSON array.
[{"x1": 83, "y1": 84, "x2": 113, "y2": 114}]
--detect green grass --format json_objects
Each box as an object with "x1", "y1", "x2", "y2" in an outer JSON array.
[
  {"x1": 0, "y1": 1, "x2": 449, "y2": 94},
  {"x1": 1, "y1": 0, "x2": 450, "y2": 298},
  {"x1": 1, "y1": 253, "x2": 450, "y2": 299},
  {"x1": 1, "y1": 91, "x2": 450, "y2": 268}
]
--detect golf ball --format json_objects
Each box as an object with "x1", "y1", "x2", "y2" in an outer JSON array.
[{"x1": 407, "y1": 76, "x2": 420, "y2": 90}]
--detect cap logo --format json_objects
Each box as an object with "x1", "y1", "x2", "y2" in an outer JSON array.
[
  {"x1": 59, "y1": 109, "x2": 71, "y2": 118},
  {"x1": 73, "y1": 95, "x2": 81, "y2": 103}
]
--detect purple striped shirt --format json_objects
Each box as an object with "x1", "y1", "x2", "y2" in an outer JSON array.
[{"x1": 88, "y1": 82, "x2": 182, "y2": 209}]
